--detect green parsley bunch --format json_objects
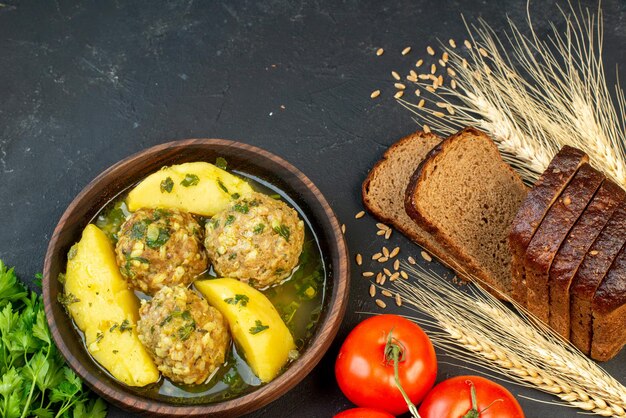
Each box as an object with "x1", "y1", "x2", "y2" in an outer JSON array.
[{"x1": 0, "y1": 260, "x2": 107, "y2": 418}]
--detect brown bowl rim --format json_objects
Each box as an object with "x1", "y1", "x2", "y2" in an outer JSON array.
[{"x1": 43, "y1": 139, "x2": 350, "y2": 416}]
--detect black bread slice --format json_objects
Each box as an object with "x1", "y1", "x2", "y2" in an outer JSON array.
[
  {"x1": 591, "y1": 243, "x2": 626, "y2": 361},
  {"x1": 362, "y1": 131, "x2": 461, "y2": 270},
  {"x1": 404, "y1": 127, "x2": 527, "y2": 296},
  {"x1": 509, "y1": 146, "x2": 588, "y2": 307},
  {"x1": 524, "y1": 164, "x2": 604, "y2": 323},
  {"x1": 570, "y1": 200, "x2": 626, "y2": 355},
  {"x1": 548, "y1": 180, "x2": 624, "y2": 338}
]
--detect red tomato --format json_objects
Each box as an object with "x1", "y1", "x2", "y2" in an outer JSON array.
[
  {"x1": 418, "y1": 375, "x2": 525, "y2": 418},
  {"x1": 335, "y1": 315, "x2": 437, "y2": 416},
  {"x1": 334, "y1": 407, "x2": 395, "y2": 418}
]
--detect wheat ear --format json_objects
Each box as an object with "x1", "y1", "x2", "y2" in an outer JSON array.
[
  {"x1": 398, "y1": 2, "x2": 626, "y2": 187},
  {"x1": 392, "y1": 262, "x2": 626, "y2": 417}
]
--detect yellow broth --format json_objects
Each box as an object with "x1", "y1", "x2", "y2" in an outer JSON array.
[{"x1": 79, "y1": 170, "x2": 327, "y2": 403}]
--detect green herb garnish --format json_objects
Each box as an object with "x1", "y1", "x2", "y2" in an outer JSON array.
[
  {"x1": 225, "y1": 215, "x2": 236, "y2": 226},
  {"x1": 0, "y1": 260, "x2": 107, "y2": 418},
  {"x1": 177, "y1": 321, "x2": 196, "y2": 341},
  {"x1": 119, "y1": 319, "x2": 132, "y2": 332},
  {"x1": 273, "y1": 224, "x2": 291, "y2": 242},
  {"x1": 58, "y1": 292, "x2": 80, "y2": 307},
  {"x1": 217, "y1": 179, "x2": 229, "y2": 193},
  {"x1": 160, "y1": 176, "x2": 174, "y2": 193},
  {"x1": 224, "y1": 294, "x2": 249, "y2": 307},
  {"x1": 231, "y1": 193, "x2": 240, "y2": 200},
  {"x1": 95, "y1": 332, "x2": 104, "y2": 344},
  {"x1": 253, "y1": 223, "x2": 265, "y2": 234},
  {"x1": 249, "y1": 320, "x2": 269, "y2": 335},
  {"x1": 216, "y1": 157, "x2": 228, "y2": 170},
  {"x1": 180, "y1": 173, "x2": 200, "y2": 187},
  {"x1": 233, "y1": 201, "x2": 249, "y2": 214},
  {"x1": 145, "y1": 224, "x2": 170, "y2": 249},
  {"x1": 130, "y1": 220, "x2": 150, "y2": 240}
]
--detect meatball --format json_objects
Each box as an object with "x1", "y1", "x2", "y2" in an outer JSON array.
[
  {"x1": 137, "y1": 285, "x2": 230, "y2": 385},
  {"x1": 115, "y1": 208, "x2": 207, "y2": 295},
  {"x1": 205, "y1": 192, "x2": 305, "y2": 288}
]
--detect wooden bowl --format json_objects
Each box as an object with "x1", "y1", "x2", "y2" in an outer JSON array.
[{"x1": 43, "y1": 139, "x2": 350, "y2": 417}]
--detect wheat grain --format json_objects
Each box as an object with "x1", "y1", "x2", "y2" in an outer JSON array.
[
  {"x1": 376, "y1": 48, "x2": 384, "y2": 56},
  {"x1": 393, "y1": 263, "x2": 626, "y2": 416}
]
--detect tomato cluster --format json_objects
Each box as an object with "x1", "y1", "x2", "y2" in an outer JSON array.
[{"x1": 334, "y1": 315, "x2": 524, "y2": 418}]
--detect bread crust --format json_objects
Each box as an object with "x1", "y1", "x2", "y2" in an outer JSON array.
[
  {"x1": 569, "y1": 200, "x2": 626, "y2": 354},
  {"x1": 524, "y1": 164, "x2": 604, "y2": 323},
  {"x1": 509, "y1": 146, "x2": 588, "y2": 307},
  {"x1": 404, "y1": 127, "x2": 526, "y2": 295},
  {"x1": 548, "y1": 180, "x2": 624, "y2": 338}
]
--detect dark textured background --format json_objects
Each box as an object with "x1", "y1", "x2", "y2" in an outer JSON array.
[{"x1": 1, "y1": 0, "x2": 625, "y2": 417}]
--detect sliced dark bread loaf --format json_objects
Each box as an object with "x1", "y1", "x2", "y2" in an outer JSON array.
[
  {"x1": 509, "y1": 146, "x2": 588, "y2": 308},
  {"x1": 548, "y1": 180, "x2": 624, "y2": 338},
  {"x1": 592, "y1": 244, "x2": 626, "y2": 361},
  {"x1": 570, "y1": 200, "x2": 626, "y2": 355},
  {"x1": 362, "y1": 131, "x2": 461, "y2": 270},
  {"x1": 524, "y1": 164, "x2": 604, "y2": 323},
  {"x1": 404, "y1": 127, "x2": 527, "y2": 296}
]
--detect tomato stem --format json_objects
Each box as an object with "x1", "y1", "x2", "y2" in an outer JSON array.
[
  {"x1": 384, "y1": 331, "x2": 421, "y2": 418},
  {"x1": 461, "y1": 380, "x2": 503, "y2": 418},
  {"x1": 461, "y1": 381, "x2": 480, "y2": 418}
]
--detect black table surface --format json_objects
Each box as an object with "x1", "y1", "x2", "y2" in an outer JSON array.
[{"x1": 1, "y1": 1, "x2": 625, "y2": 417}]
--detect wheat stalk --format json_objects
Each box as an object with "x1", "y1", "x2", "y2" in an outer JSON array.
[
  {"x1": 391, "y1": 262, "x2": 626, "y2": 417},
  {"x1": 398, "y1": 2, "x2": 626, "y2": 187}
]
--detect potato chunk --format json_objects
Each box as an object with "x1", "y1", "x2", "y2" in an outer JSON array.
[
  {"x1": 195, "y1": 278, "x2": 296, "y2": 382},
  {"x1": 64, "y1": 224, "x2": 159, "y2": 387},
  {"x1": 126, "y1": 162, "x2": 253, "y2": 216}
]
